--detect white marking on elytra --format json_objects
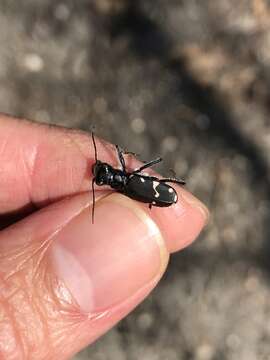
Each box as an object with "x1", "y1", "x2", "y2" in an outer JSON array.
[
  {"x1": 153, "y1": 181, "x2": 160, "y2": 198},
  {"x1": 152, "y1": 201, "x2": 156, "y2": 205},
  {"x1": 174, "y1": 193, "x2": 178, "y2": 203},
  {"x1": 140, "y1": 177, "x2": 145, "y2": 183},
  {"x1": 169, "y1": 188, "x2": 174, "y2": 193}
]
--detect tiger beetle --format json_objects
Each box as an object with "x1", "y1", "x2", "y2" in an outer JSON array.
[{"x1": 91, "y1": 133, "x2": 185, "y2": 223}]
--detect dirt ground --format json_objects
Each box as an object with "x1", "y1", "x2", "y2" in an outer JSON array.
[{"x1": 1, "y1": 1, "x2": 270, "y2": 359}]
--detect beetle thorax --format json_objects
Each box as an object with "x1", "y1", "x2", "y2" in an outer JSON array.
[{"x1": 111, "y1": 171, "x2": 127, "y2": 190}]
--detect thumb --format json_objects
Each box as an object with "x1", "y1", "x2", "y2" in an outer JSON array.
[
  {"x1": 0, "y1": 192, "x2": 169, "y2": 359},
  {"x1": 0, "y1": 189, "x2": 207, "y2": 359}
]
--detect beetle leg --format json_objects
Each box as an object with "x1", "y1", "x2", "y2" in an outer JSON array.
[
  {"x1": 133, "y1": 157, "x2": 163, "y2": 174},
  {"x1": 149, "y1": 203, "x2": 152, "y2": 210},
  {"x1": 116, "y1": 144, "x2": 126, "y2": 171},
  {"x1": 159, "y1": 178, "x2": 186, "y2": 185}
]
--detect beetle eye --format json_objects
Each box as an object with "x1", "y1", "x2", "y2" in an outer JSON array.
[
  {"x1": 96, "y1": 177, "x2": 103, "y2": 185},
  {"x1": 115, "y1": 174, "x2": 122, "y2": 182}
]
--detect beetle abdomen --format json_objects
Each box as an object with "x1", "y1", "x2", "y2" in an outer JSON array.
[{"x1": 123, "y1": 174, "x2": 177, "y2": 206}]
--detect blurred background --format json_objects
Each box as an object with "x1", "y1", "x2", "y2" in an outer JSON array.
[{"x1": 1, "y1": 0, "x2": 270, "y2": 359}]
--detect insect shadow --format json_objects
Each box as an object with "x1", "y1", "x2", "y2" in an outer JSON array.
[{"x1": 91, "y1": 133, "x2": 185, "y2": 223}]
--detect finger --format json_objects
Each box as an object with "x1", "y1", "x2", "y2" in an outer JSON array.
[
  {"x1": 146, "y1": 186, "x2": 209, "y2": 253},
  {"x1": 0, "y1": 114, "x2": 122, "y2": 215},
  {"x1": 0, "y1": 190, "x2": 208, "y2": 359}
]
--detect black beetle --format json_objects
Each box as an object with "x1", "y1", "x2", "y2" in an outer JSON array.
[{"x1": 91, "y1": 133, "x2": 185, "y2": 223}]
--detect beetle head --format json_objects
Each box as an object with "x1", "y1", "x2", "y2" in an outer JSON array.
[{"x1": 92, "y1": 161, "x2": 112, "y2": 185}]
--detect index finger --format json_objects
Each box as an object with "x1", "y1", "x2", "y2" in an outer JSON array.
[{"x1": 0, "y1": 114, "x2": 119, "y2": 215}]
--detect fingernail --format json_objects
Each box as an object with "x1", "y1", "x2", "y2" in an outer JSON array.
[{"x1": 51, "y1": 194, "x2": 168, "y2": 313}]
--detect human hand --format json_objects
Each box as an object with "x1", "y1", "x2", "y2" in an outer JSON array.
[{"x1": 0, "y1": 115, "x2": 209, "y2": 359}]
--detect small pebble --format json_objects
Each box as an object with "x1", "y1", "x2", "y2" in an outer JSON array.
[
  {"x1": 131, "y1": 117, "x2": 146, "y2": 134},
  {"x1": 23, "y1": 54, "x2": 44, "y2": 72}
]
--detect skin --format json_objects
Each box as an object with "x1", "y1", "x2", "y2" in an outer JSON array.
[{"x1": 0, "y1": 114, "x2": 209, "y2": 359}]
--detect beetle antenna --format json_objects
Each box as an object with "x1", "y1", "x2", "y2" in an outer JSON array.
[
  {"x1": 92, "y1": 177, "x2": 96, "y2": 224},
  {"x1": 92, "y1": 132, "x2": 98, "y2": 163}
]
